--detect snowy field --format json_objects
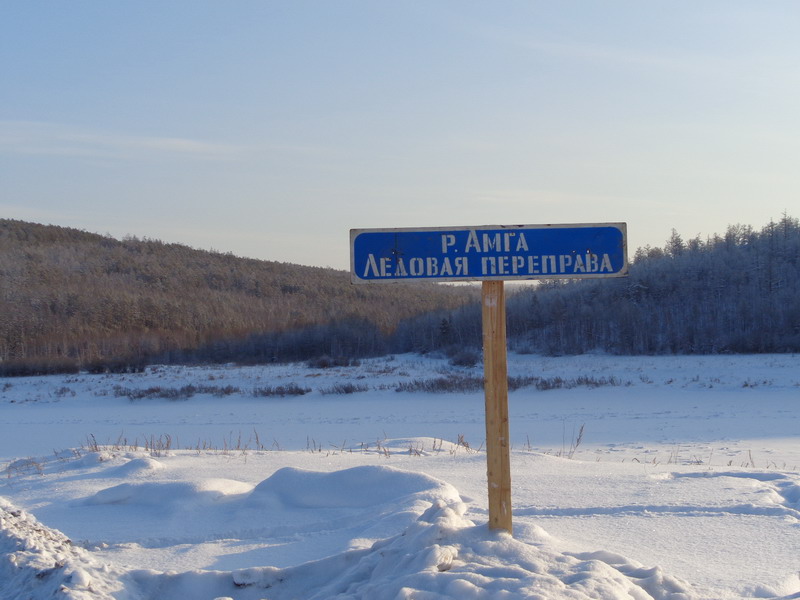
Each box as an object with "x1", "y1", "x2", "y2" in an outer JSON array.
[{"x1": 1, "y1": 353, "x2": 799, "y2": 600}]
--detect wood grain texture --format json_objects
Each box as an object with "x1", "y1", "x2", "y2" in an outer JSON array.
[{"x1": 481, "y1": 280, "x2": 512, "y2": 534}]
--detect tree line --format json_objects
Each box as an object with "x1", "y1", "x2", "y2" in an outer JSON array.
[
  {"x1": 0, "y1": 219, "x2": 471, "y2": 375},
  {"x1": 149, "y1": 213, "x2": 800, "y2": 365},
  {"x1": 508, "y1": 213, "x2": 800, "y2": 355},
  {"x1": 2, "y1": 215, "x2": 798, "y2": 376},
  {"x1": 392, "y1": 213, "x2": 800, "y2": 357}
]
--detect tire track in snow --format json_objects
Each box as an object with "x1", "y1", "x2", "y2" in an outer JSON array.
[{"x1": 510, "y1": 503, "x2": 800, "y2": 519}]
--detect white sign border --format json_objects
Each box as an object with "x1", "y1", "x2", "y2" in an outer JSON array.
[{"x1": 350, "y1": 222, "x2": 628, "y2": 284}]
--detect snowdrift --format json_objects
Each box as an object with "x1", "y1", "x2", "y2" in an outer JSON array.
[
  {"x1": 2, "y1": 353, "x2": 799, "y2": 599},
  {"x1": 2, "y1": 469, "x2": 697, "y2": 600}
]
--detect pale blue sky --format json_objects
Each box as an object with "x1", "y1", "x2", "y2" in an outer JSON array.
[{"x1": 2, "y1": 2, "x2": 799, "y2": 269}]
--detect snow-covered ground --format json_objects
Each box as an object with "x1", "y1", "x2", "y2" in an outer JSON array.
[{"x1": 1, "y1": 353, "x2": 798, "y2": 599}]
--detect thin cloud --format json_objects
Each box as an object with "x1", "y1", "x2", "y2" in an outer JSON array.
[
  {"x1": 0, "y1": 121, "x2": 244, "y2": 161},
  {"x1": 484, "y1": 27, "x2": 732, "y2": 80},
  {"x1": 428, "y1": 6, "x2": 753, "y2": 83}
]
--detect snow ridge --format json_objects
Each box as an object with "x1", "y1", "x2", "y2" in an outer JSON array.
[
  {"x1": 0, "y1": 497, "x2": 123, "y2": 600},
  {"x1": 2, "y1": 496, "x2": 702, "y2": 600}
]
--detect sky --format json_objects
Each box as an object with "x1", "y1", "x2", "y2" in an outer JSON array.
[{"x1": 2, "y1": 1, "x2": 799, "y2": 270}]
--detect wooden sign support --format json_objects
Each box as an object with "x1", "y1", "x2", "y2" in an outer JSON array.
[
  {"x1": 351, "y1": 223, "x2": 629, "y2": 537},
  {"x1": 481, "y1": 280, "x2": 512, "y2": 533}
]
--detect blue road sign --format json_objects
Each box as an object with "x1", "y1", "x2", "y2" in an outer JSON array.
[{"x1": 351, "y1": 223, "x2": 627, "y2": 283}]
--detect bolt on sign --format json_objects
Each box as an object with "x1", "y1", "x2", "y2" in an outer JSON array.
[{"x1": 350, "y1": 223, "x2": 629, "y2": 534}]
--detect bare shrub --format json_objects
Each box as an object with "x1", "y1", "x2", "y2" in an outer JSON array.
[
  {"x1": 395, "y1": 375, "x2": 484, "y2": 393},
  {"x1": 252, "y1": 383, "x2": 311, "y2": 397},
  {"x1": 113, "y1": 384, "x2": 242, "y2": 400},
  {"x1": 508, "y1": 376, "x2": 538, "y2": 391},
  {"x1": 0, "y1": 357, "x2": 80, "y2": 377},
  {"x1": 5, "y1": 457, "x2": 43, "y2": 478},
  {"x1": 534, "y1": 375, "x2": 625, "y2": 391},
  {"x1": 448, "y1": 349, "x2": 481, "y2": 368},
  {"x1": 306, "y1": 355, "x2": 361, "y2": 369},
  {"x1": 319, "y1": 382, "x2": 370, "y2": 395}
]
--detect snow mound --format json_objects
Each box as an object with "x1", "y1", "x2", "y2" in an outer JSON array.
[
  {"x1": 0, "y1": 497, "x2": 125, "y2": 600},
  {"x1": 85, "y1": 478, "x2": 253, "y2": 507},
  {"x1": 128, "y1": 501, "x2": 700, "y2": 600},
  {"x1": 108, "y1": 456, "x2": 167, "y2": 477},
  {"x1": 249, "y1": 465, "x2": 459, "y2": 508},
  {"x1": 3, "y1": 467, "x2": 704, "y2": 600}
]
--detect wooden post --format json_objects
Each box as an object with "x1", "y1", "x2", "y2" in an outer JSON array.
[{"x1": 481, "y1": 280, "x2": 512, "y2": 534}]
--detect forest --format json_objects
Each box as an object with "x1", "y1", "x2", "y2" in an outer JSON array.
[
  {"x1": 220, "y1": 214, "x2": 800, "y2": 363},
  {"x1": 1, "y1": 215, "x2": 799, "y2": 376},
  {"x1": 394, "y1": 213, "x2": 800, "y2": 357},
  {"x1": 0, "y1": 219, "x2": 471, "y2": 375}
]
